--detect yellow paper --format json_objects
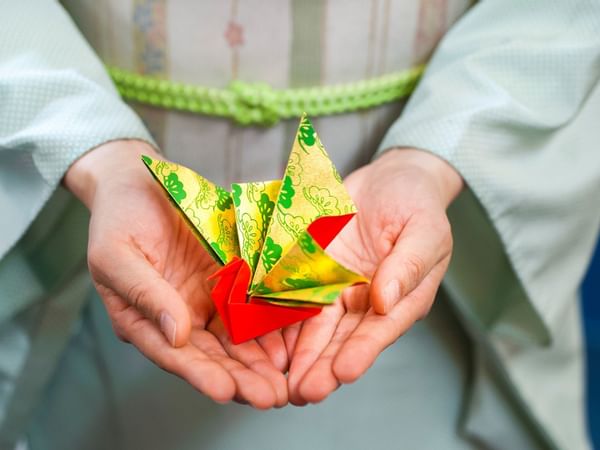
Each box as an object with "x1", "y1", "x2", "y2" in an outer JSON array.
[
  {"x1": 232, "y1": 180, "x2": 281, "y2": 273},
  {"x1": 142, "y1": 114, "x2": 368, "y2": 305},
  {"x1": 142, "y1": 156, "x2": 239, "y2": 264},
  {"x1": 251, "y1": 115, "x2": 357, "y2": 289},
  {"x1": 252, "y1": 230, "x2": 367, "y2": 294}
]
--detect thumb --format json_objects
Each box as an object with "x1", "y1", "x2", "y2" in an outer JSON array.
[
  {"x1": 370, "y1": 218, "x2": 450, "y2": 314},
  {"x1": 90, "y1": 246, "x2": 192, "y2": 347}
]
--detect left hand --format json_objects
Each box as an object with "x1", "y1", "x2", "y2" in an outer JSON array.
[{"x1": 284, "y1": 148, "x2": 463, "y2": 405}]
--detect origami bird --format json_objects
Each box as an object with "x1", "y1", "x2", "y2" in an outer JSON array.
[{"x1": 142, "y1": 114, "x2": 368, "y2": 344}]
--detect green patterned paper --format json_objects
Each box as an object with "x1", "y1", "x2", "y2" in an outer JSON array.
[
  {"x1": 252, "y1": 230, "x2": 367, "y2": 295},
  {"x1": 142, "y1": 114, "x2": 368, "y2": 306},
  {"x1": 232, "y1": 180, "x2": 281, "y2": 274},
  {"x1": 251, "y1": 114, "x2": 357, "y2": 290},
  {"x1": 142, "y1": 155, "x2": 239, "y2": 265}
]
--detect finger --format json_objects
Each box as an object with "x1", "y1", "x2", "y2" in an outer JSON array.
[
  {"x1": 106, "y1": 294, "x2": 237, "y2": 404},
  {"x1": 282, "y1": 323, "x2": 302, "y2": 359},
  {"x1": 208, "y1": 318, "x2": 288, "y2": 408},
  {"x1": 190, "y1": 327, "x2": 281, "y2": 410},
  {"x1": 90, "y1": 245, "x2": 192, "y2": 347},
  {"x1": 297, "y1": 311, "x2": 364, "y2": 404},
  {"x1": 233, "y1": 395, "x2": 249, "y2": 405},
  {"x1": 333, "y1": 260, "x2": 448, "y2": 384},
  {"x1": 256, "y1": 330, "x2": 289, "y2": 373},
  {"x1": 96, "y1": 284, "x2": 131, "y2": 343},
  {"x1": 287, "y1": 301, "x2": 345, "y2": 406},
  {"x1": 371, "y1": 216, "x2": 451, "y2": 314},
  {"x1": 294, "y1": 285, "x2": 370, "y2": 403}
]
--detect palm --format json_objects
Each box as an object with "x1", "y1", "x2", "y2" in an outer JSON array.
[{"x1": 89, "y1": 175, "x2": 287, "y2": 408}]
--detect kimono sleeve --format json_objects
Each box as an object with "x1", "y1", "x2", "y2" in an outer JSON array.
[
  {"x1": 0, "y1": 0, "x2": 155, "y2": 260},
  {"x1": 378, "y1": 0, "x2": 600, "y2": 344}
]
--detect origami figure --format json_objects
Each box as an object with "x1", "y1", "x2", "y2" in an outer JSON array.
[{"x1": 142, "y1": 115, "x2": 367, "y2": 343}]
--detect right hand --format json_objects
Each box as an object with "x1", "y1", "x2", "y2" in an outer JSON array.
[
  {"x1": 65, "y1": 140, "x2": 289, "y2": 408},
  {"x1": 285, "y1": 148, "x2": 463, "y2": 405}
]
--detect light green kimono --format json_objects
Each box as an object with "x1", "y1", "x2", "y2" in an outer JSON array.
[{"x1": 0, "y1": 0, "x2": 597, "y2": 449}]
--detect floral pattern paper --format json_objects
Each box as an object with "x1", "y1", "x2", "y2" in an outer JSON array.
[{"x1": 142, "y1": 114, "x2": 367, "y2": 305}]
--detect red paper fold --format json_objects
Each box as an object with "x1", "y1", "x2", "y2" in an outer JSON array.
[{"x1": 208, "y1": 257, "x2": 321, "y2": 344}]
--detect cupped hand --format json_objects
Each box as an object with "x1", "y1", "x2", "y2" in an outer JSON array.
[
  {"x1": 285, "y1": 148, "x2": 464, "y2": 405},
  {"x1": 64, "y1": 140, "x2": 288, "y2": 408}
]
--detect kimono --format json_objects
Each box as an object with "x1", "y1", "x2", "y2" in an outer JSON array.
[{"x1": 0, "y1": 0, "x2": 597, "y2": 449}]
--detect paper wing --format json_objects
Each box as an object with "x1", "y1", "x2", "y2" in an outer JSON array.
[
  {"x1": 251, "y1": 226, "x2": 368, "y2": 304},
  {"x1": 142, "y1": 155, "x2": 239, "y2": 265},
  {"x1": 231, "y1": 180, "x2": 281, "y2": 274},
  {"x1": 208, "y1": 257, "x2": 321, "y2": 344},
  {"x1": 241, "y1": 114, "x2": 366, "y2": 305}
]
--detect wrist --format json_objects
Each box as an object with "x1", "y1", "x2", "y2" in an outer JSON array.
[
  {"x1": 63, "y1": 139, "x2": 160, "y2": 209},
  {"x1": 377, "y1": 148, "x2": 464, "y2": 207}
]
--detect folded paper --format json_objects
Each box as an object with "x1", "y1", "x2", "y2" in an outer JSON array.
[{"x1": 142, "y1": 114, "x2": 368, "y2": 343}]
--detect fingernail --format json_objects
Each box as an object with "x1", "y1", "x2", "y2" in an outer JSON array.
[
  {"x1": 382, "y1": 280, "x2": 400, "y2": 313},
  {"x1": 160, "y1": 312, "x2": 177, "y2": 346}
]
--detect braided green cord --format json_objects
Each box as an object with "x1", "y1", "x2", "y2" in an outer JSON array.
[{"x1": 108, "y1": 64, "x2": 425, "y2": 126}]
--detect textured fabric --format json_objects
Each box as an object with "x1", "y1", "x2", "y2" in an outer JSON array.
[
  {"x1": 62, "y1": 0, "x2": 470, "y2": 186},
  {"x1": 379, "y1": 1, "x2": 599, "y2": 448},
  {"x1": 0, "y1": 0, "x2": 591, "y2": 449},
  {"x1": 32, "y1": 0, "x2": 549, "y2": 448},
  {"x1": 0, "y1": 0, "x2": 155, "y2": 260},
  {"x1": 0, "y1": 0, "x2": 155, "y2": 447}
]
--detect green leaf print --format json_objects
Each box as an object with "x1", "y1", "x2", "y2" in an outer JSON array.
[
  {"x1": 283, "y1": 277, "x2": 320, "y2": 290},
  {"x1": 184, "y1": 206, "x2": 202, "y2": 228},
  {"x1": 210, "y1": 242, "x2": 227, "y2": 262},
  {"x1": 262, "y1": 237, "x2": 282, "y2": 273},
  {"x1": 276, "y1": 211, "x2": 308, "y2": 240},
  {"x1": 141, "y1": 155, "x2": 153, "y2": 165},
  {"x1": 163, "y1": 172, "x2": 187, "y2": 204},
  {"x1": 303, "y1": 186, "x2": 340, "y2": 216},
  {"x1": 216, "y1": 215, "x2": 236, "y2": 255},
  {"x1": 298, "y1": 116, "x2": 316, "y2": 152},
  {"x1": 240, "y1": 213, "x2": 260, "y2": 244},
  {"x1": 247, "y1": 182, "x2": 264, "y2": 203},
  {"x1": 331, "y1": 164, "x2": 343, "y2": 184},
  {"x1": 195, "y1": 176, "x2": 216, "y2": 209},
  {"x1": 231, "y1": 183, "x2": 242, "y2": 207},
  {"x1": 324, "y1": 290, "x2": 341, "y2": 302},
  {"x1": 216, "y1": 186, "x2": 233, "y2": 211},
  {"x1": 286, "y1": 151, "x2": 303, "y2": 186},
  {"x1": 253, "y1": 282, "x2": 273, "y2": 295},
  {"x1": 250, "y1": 251, "x2": 260, "y2": 272},
  {"x1": 257, "y1": 193, "x2": 275, "y2": 220},
  {"x1": 279, "y1": 175, "x2": 295, "y2": 209},
  {"x1": 156, "y1": 161, "x2": 171, "y2": 177},
  {"x1": 257, "y1": 192, "x2": 275, "y2": 241},
  {"x1": 239, "y1": 213, "x2": 260, "y2": 263},
  {"x1": 298, "y1": 232, "x2": 317, "y2": 254}
]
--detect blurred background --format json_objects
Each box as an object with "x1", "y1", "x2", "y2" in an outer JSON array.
[{"x1": 583, "y1": 239, "x2": 599, "y2": 449}]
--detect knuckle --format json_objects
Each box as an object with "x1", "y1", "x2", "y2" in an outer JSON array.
[
  {"x1": 383, "y1": 316, "x2": 406, "y2": 344},
  {"x1": 125, "y1": 281, "x2": 144, "y2": 307},
  {"x1": 126, "y1": 281, "x2": 153, "y2": 317},
  {"x1": 401, "y1": 253, "x2": 427, "y2": 295}
]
